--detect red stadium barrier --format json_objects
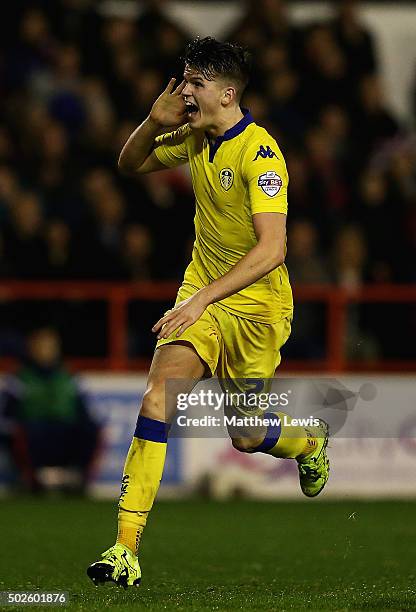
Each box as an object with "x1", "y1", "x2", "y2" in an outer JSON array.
[{"x1": 0, "y1": 281, "x2": 415, "y2": 373}]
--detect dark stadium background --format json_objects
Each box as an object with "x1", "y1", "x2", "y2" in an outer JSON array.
[{"x1": 0, "y1": 1, "x2": 415, "y2": 610}]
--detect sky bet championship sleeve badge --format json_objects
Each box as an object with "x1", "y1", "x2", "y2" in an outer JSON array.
[
  {"x1": 258, "y1": 171, "x2": 283, "y2": 197},
  {"x1": 219, "y1": 168, "x2": 234, "y2": 191}
]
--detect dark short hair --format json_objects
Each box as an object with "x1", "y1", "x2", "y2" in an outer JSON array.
[{"x1": 183, "y1": 36, "x2": 251, "y2": 98}]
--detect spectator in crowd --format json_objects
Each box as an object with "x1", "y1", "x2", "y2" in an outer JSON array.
[
  {"x1": 120, "y1": 224, "x2": 153, "y2": 281},
  {"x1": 3, "y1": 191, "x2": 46, "y2": 279},
  {"x1": 331, "y1": 0, "x2": 378, "y2": 78},
  {"x1": 356, "y1": 170, "x2": 396, "y2": 282},
  {"x1": 331, "y1": 225, "x2": 379, "y2": 359},
  {"x1": 353, "y1": 75, "x2": 401, "y2": 163},
  {"x1": 76, "y1": 184, "x2": 127, "y2": 279},
  {"x1": 229, "y1": 0, "x2": 302, "y2": 69},
  {"x1": 0, "y1": 166, "x2": 21, "y2": 221},
  {"x1": 43, "y1": 219, "x2": 76, "y2": 279},
  {"x1": 287, "y1": 219, "x2": 331, "y2": 285},
  {"x1": 0, "y1": 327, "x2": 102, "y2": 493},
  {"x1": 285, "y1": 220, "x2": 330, "y2": 358},
  {"x1": 332, "y1": 225, "x2": 368, "y2": 288},
  {"x1": 301, "y1": 25, "x2": 354, "y2": 118},
  {"x1": 267, "y1": 69, "x2": 306, "y2": 144}
]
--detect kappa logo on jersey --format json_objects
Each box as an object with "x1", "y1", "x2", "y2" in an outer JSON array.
[
  {"x1": 258, "y1": 171, "x2": 283, "y2": 197},
  {"x1": 253, "y1": 145, "x2": 278, "y2": 161},
  {"x1": 219, "y1": 168, "x2": 234, "y2": 191}
]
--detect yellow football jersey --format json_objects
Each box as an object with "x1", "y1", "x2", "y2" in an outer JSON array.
[{"x1": 153, "y1": 110, "x2": 293, "y2": 323}]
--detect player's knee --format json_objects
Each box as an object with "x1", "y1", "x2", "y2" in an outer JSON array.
[
  {"x1": 231, "y1": 437, "x2": 263, "y2": 453},
  {"x1": 140, "y1": 384, "x2": 166, "y2": 421}
]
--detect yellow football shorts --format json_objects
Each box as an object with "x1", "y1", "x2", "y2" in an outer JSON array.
[{"x1": 156, "y1": 282, "x2": 292, "y2": 415}]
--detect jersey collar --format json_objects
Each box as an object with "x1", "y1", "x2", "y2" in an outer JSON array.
[{"x1": 207, "y1": 108, "x2": 254, "y2": 162}]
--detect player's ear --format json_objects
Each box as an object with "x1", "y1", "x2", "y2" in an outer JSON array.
[{"x1": 222, "y1": 86, "x2": 237, "y2": 107}]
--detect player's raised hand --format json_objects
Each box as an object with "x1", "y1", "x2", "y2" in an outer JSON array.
[{"x1": 149, "y1": 78, "x2": 187, "y2": 128}]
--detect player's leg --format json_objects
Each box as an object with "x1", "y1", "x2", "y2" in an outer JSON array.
[
  {"x1": 88, "y1": 291, "x2": 221, "y2": 587},
  {"x1": 116, "y1": 343, "x2": 206, "y2": 554},
  {"x1": 115, "y1": 292, "x2": 219, "y2": 556},
  {"x1": 217, "y1": 314, "x2": 308, "y2": 451},
  {"x1": 88, "y1": 343, "x2": 206, "y2": 588},
  {"x1": 219, "y1": 314, "x2": 329, "y2": 497}
]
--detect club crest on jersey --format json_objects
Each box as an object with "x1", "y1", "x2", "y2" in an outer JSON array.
[
  {"x1": 253, "y1": 145, "x2": 278, "y2": 161},
  {"x1": 219, "y1": 168, "x2": 234, "y2": 191},
  {"x1": 258, "y1": 171, "x2": 283, "y2": 197}
]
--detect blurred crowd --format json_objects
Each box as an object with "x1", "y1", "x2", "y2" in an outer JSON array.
[
  {"x1": 0, "y1": 0, "x2": 415, "y2": 285},
  {"x1": 0, "y1": 0, "x2": 415, "y2": 359}
]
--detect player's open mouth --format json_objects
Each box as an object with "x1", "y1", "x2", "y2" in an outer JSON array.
[{"x1": 185, "y1": 102, "x2": 199, "y2": 118}]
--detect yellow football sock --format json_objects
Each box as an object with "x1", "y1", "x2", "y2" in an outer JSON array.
[
  {"x1": 116, "y1": 416, "x2": 168, "y2": 555},
  {"x1": 259, "y1": 411, "x2": 317, "y2": 459}
]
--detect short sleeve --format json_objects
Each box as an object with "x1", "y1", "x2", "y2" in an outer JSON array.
[
  {"x1": 153, "y1": 124, "x2": 191, "y2": 168},
  {"x1": 243, "y1": 134, "x2": 289, "y2": 215}
]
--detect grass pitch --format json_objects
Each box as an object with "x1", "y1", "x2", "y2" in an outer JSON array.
[{"x1": 0, "y1": 497, "x2": 415, "y2": 610}]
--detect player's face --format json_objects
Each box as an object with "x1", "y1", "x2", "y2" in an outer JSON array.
[{"x1": 182, "y1": 66, "x2": 227, "y2": 130}]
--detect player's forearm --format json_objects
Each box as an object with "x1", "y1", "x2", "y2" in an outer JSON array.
[
  {"x1": 200, "y1": 242, "x2": 284, "y2": 306},
  {"x1": 118, "y1": 116, "x2": 161, "y2": 174}
]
